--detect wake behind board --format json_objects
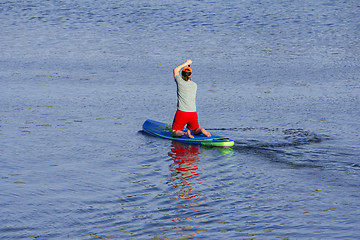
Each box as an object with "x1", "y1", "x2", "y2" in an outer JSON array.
[{"x1": 143, "y1": 119, "x2": 234, "y2": 147}]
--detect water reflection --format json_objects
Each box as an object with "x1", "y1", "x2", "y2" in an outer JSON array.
[
  {"x1": 166, "y1": 142, "x2": 235, "y2": 238},
  {"x1": 168, "y1": 141, "x2": 204, "y2": 238},
  {"x1": 168, "y1": 142, "x2": 202, "y2": 201}
]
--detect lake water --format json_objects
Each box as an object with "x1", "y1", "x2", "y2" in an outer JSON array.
[{"x1": 1, "y1": 0, "x2": 359, "y2": 239}]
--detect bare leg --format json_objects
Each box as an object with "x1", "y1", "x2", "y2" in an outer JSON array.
[
  {"x1": 172, "y1": 130, "x2": 194, "y2": 138},
  {"x1": 194, "y1": 128, "x2": 211, "y2": 137}
]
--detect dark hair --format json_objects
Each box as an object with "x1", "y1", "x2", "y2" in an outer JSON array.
[{"x1": 182, "y1": 71, "x2": 191, "y2": 81}]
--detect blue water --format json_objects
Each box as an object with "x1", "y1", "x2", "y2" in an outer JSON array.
[{"x1": 1, "y1": 0, "x2": 360, "y2": 239}]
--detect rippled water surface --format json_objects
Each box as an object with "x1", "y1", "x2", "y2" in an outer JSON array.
[{"x1": 1, "y1": 0, "x2": 360, "y2": 239}]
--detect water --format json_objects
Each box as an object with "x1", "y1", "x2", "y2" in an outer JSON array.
[{"x1": 1, "y1": 0, "x2": 359, "y2": 239}]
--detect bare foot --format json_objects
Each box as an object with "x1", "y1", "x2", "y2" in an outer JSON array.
[
  {"x1": 201, "y1": 128, "x2": 211, "y2": 137},
  {"x1": 186, "y1": 130, "x2": 194, "y2": 138},
  {"x1": 194, "y1": 128, "x2": 211, "y2": 137},
  {"x1": 172, "y1": 130, "x2": 194, "y2": 138}
]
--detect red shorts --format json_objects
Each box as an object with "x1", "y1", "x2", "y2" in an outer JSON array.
[{"x1": 172, "y1": 110, "x2": 199, "y2": 131}]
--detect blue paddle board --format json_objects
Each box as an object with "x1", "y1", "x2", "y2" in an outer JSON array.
[{"x1": 143, "y1": 119, "x2": 234, "y2": 147}]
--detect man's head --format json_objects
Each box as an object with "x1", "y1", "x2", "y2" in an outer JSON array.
[{"x1": 182, "y1": 66, "x2": 192, "y2": 81}]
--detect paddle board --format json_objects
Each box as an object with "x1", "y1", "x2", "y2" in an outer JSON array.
[{"x1": 143, "y1": 119, "x2": 234, "y2": 147}]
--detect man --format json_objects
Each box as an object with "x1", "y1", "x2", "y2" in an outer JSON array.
[{"x1": 171, "y1": 59, "x2": 211, "y2": 138}]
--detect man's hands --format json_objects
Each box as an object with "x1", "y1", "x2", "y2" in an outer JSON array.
[{"x1": 174, "y1": 59, "x2": 193, "y2": 77}]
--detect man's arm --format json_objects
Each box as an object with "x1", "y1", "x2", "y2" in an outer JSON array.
[{"x1": 173, "y1": 59, "x2": 192, "y2": 78}]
